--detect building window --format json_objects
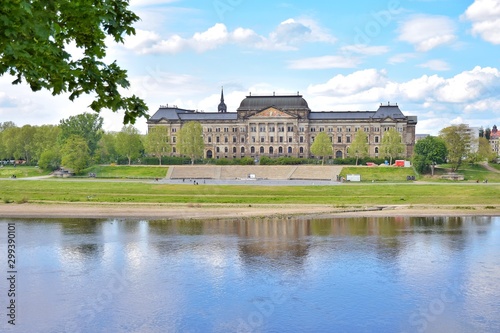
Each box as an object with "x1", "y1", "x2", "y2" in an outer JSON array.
[
  {"x1": 252, "y1": 136, "x2": 256, "y2": 143},
  {"x1": 208, "y1": 136, "x2": 212, "y2": 143},
  {"x1": 232, "y1": 147, "x2": 236, "y2": 153},
  {"x1": 288, "y1": 147, "x2": 292, "y2": 154},
  {"x1": 241, "y1": 136, "x2": 245, "y2": 143},
  {"x1": 375, "y1": 147, "x2": 379, "y2": 154},
  {"x1": 216, "y1": 147, "x2": 220, "y2": 153},
  {"x1": 278, "y1": 147, "x2": 283, "y2": 154},
  {"x1": 346, "y1": 136, "x2": 351, "y2": 143},
  {"x1": 337, "y1": 127, "x2": 342, "y2": 132},
  {"x1": 319, "y1": 127, "x2": 324, "y2": 132},
  {"x1": 300, "y1": 136, "x2": 304, "y2": 143},
  {"x1": 364, "y1": 127, "x2": 369, "y2": 132},
  {"x1": 311, "y1": 127, "x2": 316, "y2": 132},
  {"x1": 260, "y1": 146, "x2": 264, "y2": 154},
  {"x1": 288, "y1": 137, "x2": 293, "y2": 143},
  {"x1": 206, "y1": 128, "x2": 211, "y2": 132},
  {"x1": 299, "y1": 147, "x2": 304, "y2": 154},
  {"x1": 259, "y1": 126, "x2": 266, "y2": 132},
  {"x1": 269, "y1": 126, "x2": 275, "y2": 132},
  {"x1": 328, "y1": 127, "x2": 333, "y2": 132},
  {"x1": 270, "y1": 136, "x2": 274, "y2": 143},
  {"x1": 287, "y1": 126, "x2": 294, "y2": 132},
  {"x1": 251, "y1": 146, "x2": 255, "y2": 154},
  {"x1": 260, "y1": 137, "x2": 265, "y2": 143},
  {"x1": 172, "y1": 128, "x2": 177, "y2": 133},
  {"x1": 224, "y1": 147, "x2": 228, "y2": 153},
  {"x1": 250, "y1": 126, "x2": 257, "y2": 132},
  {"x1": 269, "y1": 146, "x2": 274, "y2": 154},
  {"x1": 216, "y1": 128, "x2": 221, "y2": 132},
  {"x1": 278, "y1": 126, "x2": 285, "y2": 132},
  {"x1": 279, "y1": 136, "x2": 284, "y2": 143},
  {"x1": 375, "y1": 136, "x2": 379, "y2": 143},
  {"x1": 240, "y1": 127, "x2": 246, "y2": 132},
  {"x1": 337, "y1": 136, "x2": 342, "y2": 143},
  {"x1": 172, "y1": 136, "x2": 176, "y2": 143},
  {"x1": 173, "y1": 147, "x2": 176, "y2": 153},
  {"x1": 241, "y1": 147, "x2": 245, "y2": 154},
  {"x1": 224, "y1": 127, "x2": 229, "y2": 132},
  {"x1": 233, "y1": 136, "x2": 237, "y2": 143},
  {"x1": 346, "y1": 127, "x2": 351, "y2": 132},
  {"x1": 299, "y1": 127, "x2": 305, "y2": 132},
  {"x1": 232, "y1": 128, "x2": 238, "y2": 132},
  {"x1": 311, "y1": 136, "x2": 315, "y2": 143},
  {"x1": 224, "y1": 137, "x2": 228, "y2": 143}
]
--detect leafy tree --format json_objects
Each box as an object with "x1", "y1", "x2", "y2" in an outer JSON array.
[
  {"x1": 348, "y1": 129, "x2": 369, "y2": 165},
  {"x1": 61, "y1": 135, "x2": 89, "y2": 173},
  {"x1": 95, "y1": 132, "x2": 118, "y2": 164},
  {"x1": 439, "y1": 124, "x2": 471, "y2": 172},
  {"x1": 145, "y1": 126, "x2": 171, "y2": 165},
  {"x1": 413, "y1": 136, "x2": 447, "y2": 174},
  {"x1": 477, "y1": 137, "x2": 496, "y2": 163},
  {"x1": 59, "y1": 113, "x2": 103, "y2": 157},
  {"x1": 0, "y1": 121, "x2": 16, "y2": 132},
  {"x1": 33, "y1": 125, "x2": 61, "y2": 163},
  {"x1": 38, "y1": 149, "x2": 61, "y2": 171},
  {"x1": 380, "y1": 128, "x2": 405, "y2": 165},
  {"x1": 116, "y1": 125, "x2": 143, "y2": 165},
  {"x1": 178, "y1": 122, "x2": 204, "y2": 165},
  {"x1": 485, "y1": 127, "x2": 491, "y2": 140},
  {"x1": 310, "y1": 132, "x2": 333, "y2": 165},
  {"x1": 0, "y1": 0, "x2": 147, "y2": 124}
]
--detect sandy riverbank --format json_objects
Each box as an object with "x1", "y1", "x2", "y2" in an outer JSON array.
[{"x1": 1, "y1": 203, "x2": 499, "y2": 220}]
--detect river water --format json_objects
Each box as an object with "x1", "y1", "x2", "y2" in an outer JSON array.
[{"x1": 0, "y1": 216, "x2": 499, "y2": 333}]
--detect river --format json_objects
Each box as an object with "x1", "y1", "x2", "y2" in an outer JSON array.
[{"x1": 0, "y1": 216, "x2": 499, "y2": 333}]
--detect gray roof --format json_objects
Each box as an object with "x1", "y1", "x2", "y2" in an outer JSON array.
[
  {"x1": 372, "y1": 105, "x2": 406, "y2": 119},
  {"x1": 148, "y1": 107, "x2": 237, "y2": 122},
  {"x1": 237, "y1": 95, "x2": 310, "y2": 112}
]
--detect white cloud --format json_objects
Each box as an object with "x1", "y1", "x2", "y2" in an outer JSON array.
[
  {"x1": 123, "y1": 18, "x2": 336, "y2": 54},
  {"x1": 388, "y1": 53, "x2": 417, "y2": 64},
  {"x1": 417, "y1": 59, "x2": 451, "y2": 71},
  {"x1": 340, "y1": 44, "x2": 390, "y2": 56},
  {"x1": 462, "y1": 0, "x2": 500, "y2": 44},
  {"x1": 307, "y1": 69, "x2": 388, "y2": 95},
  {"x1": 397, "y1": 15, "x2": 457, "y2": 51},
  {"x1": 288, "y1": 55, "x2": 361, "y2": 69}
]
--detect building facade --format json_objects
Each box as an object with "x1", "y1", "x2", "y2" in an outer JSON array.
[{"x1": 147, "y1": 91, "x2": 418, "y2": 160}]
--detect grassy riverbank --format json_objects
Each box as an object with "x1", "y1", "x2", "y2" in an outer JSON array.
[{"x1": 1, "y1": 179, "x2": 499, "y2": 206}]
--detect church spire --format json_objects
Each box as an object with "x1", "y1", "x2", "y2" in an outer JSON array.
[{"x1": 218, "y1": 87, "x2": 227, "y2": 113}]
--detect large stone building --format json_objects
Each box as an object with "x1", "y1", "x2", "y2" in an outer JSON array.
[{"x1": 147, "y1": 90, "x2": 417, "y2": 160}]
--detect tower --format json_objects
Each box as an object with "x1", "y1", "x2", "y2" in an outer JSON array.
[{"x1": 218, "y1": 87, "x2": 227, "y2": 113}]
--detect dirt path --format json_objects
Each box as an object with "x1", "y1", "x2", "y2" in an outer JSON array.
[{"x1": 481, "y1": 162, "x2": 500, "y2": 173}]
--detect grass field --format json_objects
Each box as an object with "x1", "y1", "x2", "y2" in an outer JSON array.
[
  {"x1": 1, "y1": 179, "x2": 498, "y2": 206},
  {"x1": 80, "y1": 165, "x2": 169, "y2": 178},
  {"x1": 0, "y1": 166, "x2": 50, "y2": 178},
  {"x1": 339, "y1": 166, "x2": 417, "y2": 182}
]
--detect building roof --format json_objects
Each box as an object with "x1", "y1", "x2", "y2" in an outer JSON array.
[
  {"x1": 237, "y1": 94, "x2": 310, "y2": 112},
  {"x1": 372, "y1": 104, "x2": 406, "y2": 119},
  {"x1": 309, "y1": 111, "x2": 375, "y2": 120},
  {"x1": 148, "y1": 107, "x2": 237, "y2": 123}
]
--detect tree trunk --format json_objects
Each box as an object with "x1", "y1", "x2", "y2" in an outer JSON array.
[
  {"x1": 128, "y1": 156, "x2": 131, "y2": 165},
  {"x1": 159, "y1": 155, "x2": 162, "y2": 166}
]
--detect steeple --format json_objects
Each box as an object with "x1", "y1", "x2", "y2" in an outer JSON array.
[{"x1": 218, "y1": 87, "x2": 227, "y2": 113}]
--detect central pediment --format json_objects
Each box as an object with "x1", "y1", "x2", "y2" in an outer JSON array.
[{"x1": 252, "y1": 107, "x2": 295, "y2": 118}]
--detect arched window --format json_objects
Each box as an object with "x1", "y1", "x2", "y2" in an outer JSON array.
[
  {"x1": 206, "y1": 150, "x2": 213, "y2": 159},
  {"x1": 216, "y1": 147, "x2": 220, "y2": 153},
  {"x1": 288, "y1": 147, "x2": 292, "y2": 154},
  {"x1": 251, "y1": 146, "x2": 255, "y2": 154},
  {"x1": 299, "y1": 147, "x2": 304, "y2": 154},
  {"x1": 278, "y1": 146, "x2": 283, "y2": 154},
  {"x1": 232, "y1": 147, "x2": 236, "y2": 153},
  {"x1": 241, "y1": 147, "x2": 245, "y2": 154},
  {"x1": 335, "y1": 150, "x2": 343, "y2": 158},
  {"x1": 224, "y1": 147, "x2": 228, "y2": 153},
  {"x1": 269, "y1": 146, "x2": 274, "y2": 154},
  {"x1": 260, "y1": 146, "x2": 265, "y2": 154},
  {"x1": 375, "y1": 147, "x2": 379, "y2": 154}
]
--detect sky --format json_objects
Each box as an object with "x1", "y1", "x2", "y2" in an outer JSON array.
[{"x1": 1, "y1": 0, "x2": 500, "y2": 135}]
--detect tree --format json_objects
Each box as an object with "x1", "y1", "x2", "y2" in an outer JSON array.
[
  {"x1": 59, "y1": 113, "x2": 103, "y2": 157},
  {"x1": 439, "y1": 124, "x2": 471, "y2": 172},
  {"x1": 310, "y1": 132, "x2": 333, "y2": 165},
  {"x1": 95, "y1": 132, "x2": 118, "y2": 164},
  {"x1": 116, "y1": 125, "x2": 143, "y2": 165},
  {"x1": 413, "y1": 136, "x2": 447, "y2": 174},
  {"x1": 38, "y1": 149, "x2": 61, "y2": 171},
  {"x1": 380, "y1": 128, "x2": 405, "y2": 165},
  {"x1": 61, "y1": 135, "x2": 89, "y2": 173},
  {"x1": 477, "y1": 137, "x2": 496, "y2": 163},
  {"x1": 178, "y1": 122, "x2": 204, "y2": 165},
  {"x1": 33, "y1": 125, "x2": 61, "y2": 163},
  {"x1": 145, "y1": 126, "x2": 171, "y2": 165},
  {"x1": 0, "y1": 121, "x2": 16, "y2": 132},
  {"x1": 348, "y1": 129, "x2": 369, "y2": 165},
  {"x1": 0, "y1": 0, "x2": 147, "y2": 124}
]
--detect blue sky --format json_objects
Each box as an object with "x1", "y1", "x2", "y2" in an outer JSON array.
[{"x1": 1, "y1": 0, "x2": 499, "y2": 135}]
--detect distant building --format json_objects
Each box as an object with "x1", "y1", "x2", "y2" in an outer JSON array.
[
  {"x1": 147, "y1": 90, "x2": 418, "y2": 160},
  {"x1": 415, "y1": 134, "x2": 430, "y2": 142},
  {"x1": 489, "y1": 125, "x2": 499, "y2": 156}
]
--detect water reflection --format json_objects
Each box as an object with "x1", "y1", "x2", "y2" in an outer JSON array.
[{"x1": 0, "y1": 216, "x2": 498, "y2": 333}]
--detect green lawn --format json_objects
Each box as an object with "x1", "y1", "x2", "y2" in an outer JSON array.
[
  {"x1": 0, "y1": 166, "x2": 50, "y2": 178},
  {"x1": 80, "y1": 165, "x2": 169, "y2": 178},
  {"x1": 427, "y1": 164, "x2": 500, "y2": 183},
  {"x1": 339, "y1": 166, "x2": 417, "y2": 182},
  {"x1": 0, "y1": 179, "x2": 498, "y2": 206}
]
